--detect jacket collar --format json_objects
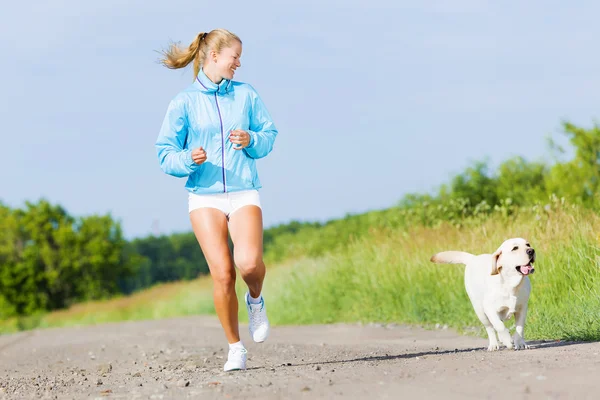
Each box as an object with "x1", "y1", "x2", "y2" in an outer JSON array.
[{"x1": 195, "y1": 68, "x2": 232, "y2": 95}]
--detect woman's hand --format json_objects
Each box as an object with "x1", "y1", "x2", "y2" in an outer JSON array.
[
  {"x1": 229, "y1": 129, "x2": 251, "y2": 149},
  {"x1": 191, "y1": 147, "x2": 207, "y2": 165}
]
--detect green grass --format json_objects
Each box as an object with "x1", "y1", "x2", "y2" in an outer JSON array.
[
  {"x1": 264, "y1": 221, "x2": 600, "y2": 341},
  {"x1": 2, "y1": 201, "x2": 599, "y2": 341},
  {"x1": 0, "y1": 279, "x2": 215, "y2": 333}
]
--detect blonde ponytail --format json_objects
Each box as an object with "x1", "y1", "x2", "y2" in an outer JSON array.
[{"x1": 159, "y1": 29, "x2": 242, "y2": 80}]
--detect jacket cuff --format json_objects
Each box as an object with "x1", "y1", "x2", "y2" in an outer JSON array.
[
  {"x1": 186, "y1": 150, "x2": 197, "y2": 168},
  {"x1": 247, "y1": 131, "x2": 256, "y2": 148}
]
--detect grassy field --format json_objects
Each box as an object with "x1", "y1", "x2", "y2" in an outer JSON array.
[{"x1": 1, "y1": 200, "x2": 599, "y2": 341}]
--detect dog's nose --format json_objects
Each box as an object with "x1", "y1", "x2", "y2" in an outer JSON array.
[{"x1": 526, "y1": 248, "x2": 535, "y2": 257}]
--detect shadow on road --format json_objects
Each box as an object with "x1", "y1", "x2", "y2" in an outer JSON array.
[{"x1": 247, "y1": 339, "x2": 595, "y2": 371}]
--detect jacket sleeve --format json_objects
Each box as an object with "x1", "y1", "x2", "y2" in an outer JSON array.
[
  {"x1": 155, "y1": 98, "x2": 201, "y2": 178},
  {"x1": 244, "y1": 87, "x2": 278, "y2": 159}
]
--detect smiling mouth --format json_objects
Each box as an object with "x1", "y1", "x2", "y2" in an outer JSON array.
[{"x1": 516, "y1": 262, "x2": 535, "y2": 276}]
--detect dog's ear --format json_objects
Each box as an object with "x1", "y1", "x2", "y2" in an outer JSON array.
[{"x1": 491, "y1": 247, "x2": 502, "y2": 275}]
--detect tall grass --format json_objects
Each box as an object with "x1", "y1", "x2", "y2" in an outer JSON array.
[
  {"x1": 264, "y1": 200, "x2": 600, "y2": 340},
  {"x1": 1, "y1": 199, "x2": 599, "y2": 341}
]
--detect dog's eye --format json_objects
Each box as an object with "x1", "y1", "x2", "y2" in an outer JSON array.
[
  {"x1": 512, "y1": 246, "x2": 519, "y2": 251},
  {"x1": 526, "y1": 243, "x2": 530, "y2": 247}
]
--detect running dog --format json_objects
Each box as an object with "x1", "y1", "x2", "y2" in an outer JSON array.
[{"x1": 430, "y1": 238, "x2": 535, "y2": 351}]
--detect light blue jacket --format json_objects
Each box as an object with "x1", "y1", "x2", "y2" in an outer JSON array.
[{"x1": 155, "y1": 69, "x2": 278, "y2": 194}]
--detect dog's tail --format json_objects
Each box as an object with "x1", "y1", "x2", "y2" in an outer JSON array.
[{"x1": 430, "y1": 251, "x2": 475, "y2": 265}]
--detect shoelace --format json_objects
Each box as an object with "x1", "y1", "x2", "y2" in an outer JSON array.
[
  {"x1": 248, "y1": 303, "x2": 266, "y2": 325},
  {"x1": 229, "y1": 347, "x2": 247, "y2": 357}
]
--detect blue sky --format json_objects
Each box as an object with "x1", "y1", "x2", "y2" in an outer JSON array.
[{"x1": 1, "y1": 1, "x2": 599, "y2": 238}]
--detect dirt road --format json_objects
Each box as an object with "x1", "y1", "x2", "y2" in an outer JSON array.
[{"x1": 0, "y1": 316, "x2": 598, "y2": 399}]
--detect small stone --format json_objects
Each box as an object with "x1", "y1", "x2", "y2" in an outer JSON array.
[
  {"x1": 185, "y1": 362, "x2": 198, "y2": 371},
  {"x1": 97, "y1": 364, "x2": 112, "y2": 375}
]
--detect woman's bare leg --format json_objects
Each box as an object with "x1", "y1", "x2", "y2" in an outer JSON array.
[{"x1": 190, "y1": 208, "x2": 239, "y2": 344}]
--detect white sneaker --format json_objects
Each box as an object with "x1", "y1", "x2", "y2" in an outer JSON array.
[
  {"x1": 245, "y1": 292, "x2": 270, "y2": 343},
  {"x1": 223, "y1": 346, "x2": 247, "y2": 372}
]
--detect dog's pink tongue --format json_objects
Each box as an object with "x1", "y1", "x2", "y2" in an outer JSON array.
[{"x1": 521, "y1": 265, "x2": 531, "y2": 275}]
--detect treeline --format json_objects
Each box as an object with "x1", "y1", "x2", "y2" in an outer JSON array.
[
  {"x1": 120, "y1": 233, "x2": 210, "y2": 294},
  {"x1": 258, "y1": 121, "x2": 600, "y2": 262},
  {"x1": 0, "y1": 201, "x2": 136, "y2": 319},
  {"x1": 406, "y1": 121, "x2": 600, "y2": 213},
  {"x1": 1, "y1": 121, "x2": 599, "y2": 319}
]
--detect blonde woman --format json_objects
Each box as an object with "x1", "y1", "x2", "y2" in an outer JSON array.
[{"x1": 155, "y1": 29, "x2": 277, "y2": 372}]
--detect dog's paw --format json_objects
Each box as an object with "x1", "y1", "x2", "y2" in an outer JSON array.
[
  {"x1": 513, "y1": 340, "x2": 530, "y2": 350},
  {"x1": 487, "y1": 343, "x2": 500, "y2": 351}
]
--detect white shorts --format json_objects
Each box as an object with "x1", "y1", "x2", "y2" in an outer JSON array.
[{"x1": 188, "y1": 190, "x2": 261, "y2": 218}]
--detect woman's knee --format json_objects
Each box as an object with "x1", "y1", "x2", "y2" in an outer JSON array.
[
  {"x1": 211, "y1": 267, "x2": 236, "y2": 290},
  {"x1": 234, "y1": 254, "x2": 264, "y2": 276}
]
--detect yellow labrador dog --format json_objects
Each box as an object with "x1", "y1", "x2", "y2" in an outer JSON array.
[{"x1": 430, "y1": 238, "x2": 535, "y2": 351}]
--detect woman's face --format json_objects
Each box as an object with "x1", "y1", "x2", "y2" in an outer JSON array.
[{"x1": 212, "y1": 41, "x2": 242, "y2": 81}]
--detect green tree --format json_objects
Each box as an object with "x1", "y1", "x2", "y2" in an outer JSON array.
[
  {"x1": 494, "y1": 156, "x2": 548, "y2": 206},
  {"x1": 440, "y1": 160, "x2": 499, "y2": 208},
  {"x1": 546, "y1": 121, "x2": 600, "y2": 207},
  {"x1": 0, "y1": 200, "x2": 139, "y2": 317}
]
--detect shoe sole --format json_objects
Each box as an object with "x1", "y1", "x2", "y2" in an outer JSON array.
[
  {"x1": 224, "y1": 363, "x2": 246, "y2": 372},
  {"x1": 251, "y1": 331, "x2": 269, "y2": 343},
  {"x1": 252, "y1": 333, "x2": 269, "y2": 343}
]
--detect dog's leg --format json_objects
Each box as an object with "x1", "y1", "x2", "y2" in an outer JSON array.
[
  {"x1": 484, "y1": 325, "x2": 500, "y2": 351},
  {"x1": 473, "y1": 307, "x2": 500, "y2": 351},
  {"x1": 513, "y1": 304, "x2": 530, "y2": 350},
  {"x1": 484, "y1": 307, "x2": 513, "y2": 350}
]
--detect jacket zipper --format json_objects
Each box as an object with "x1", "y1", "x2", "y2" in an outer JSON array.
[{"x1": 214, "y1": 93, "x2": 226, "y2": 193}]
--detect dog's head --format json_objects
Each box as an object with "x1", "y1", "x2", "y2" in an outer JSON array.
[{"x1": 491, "y1": 238, "x2": 535, "y2": 277}]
